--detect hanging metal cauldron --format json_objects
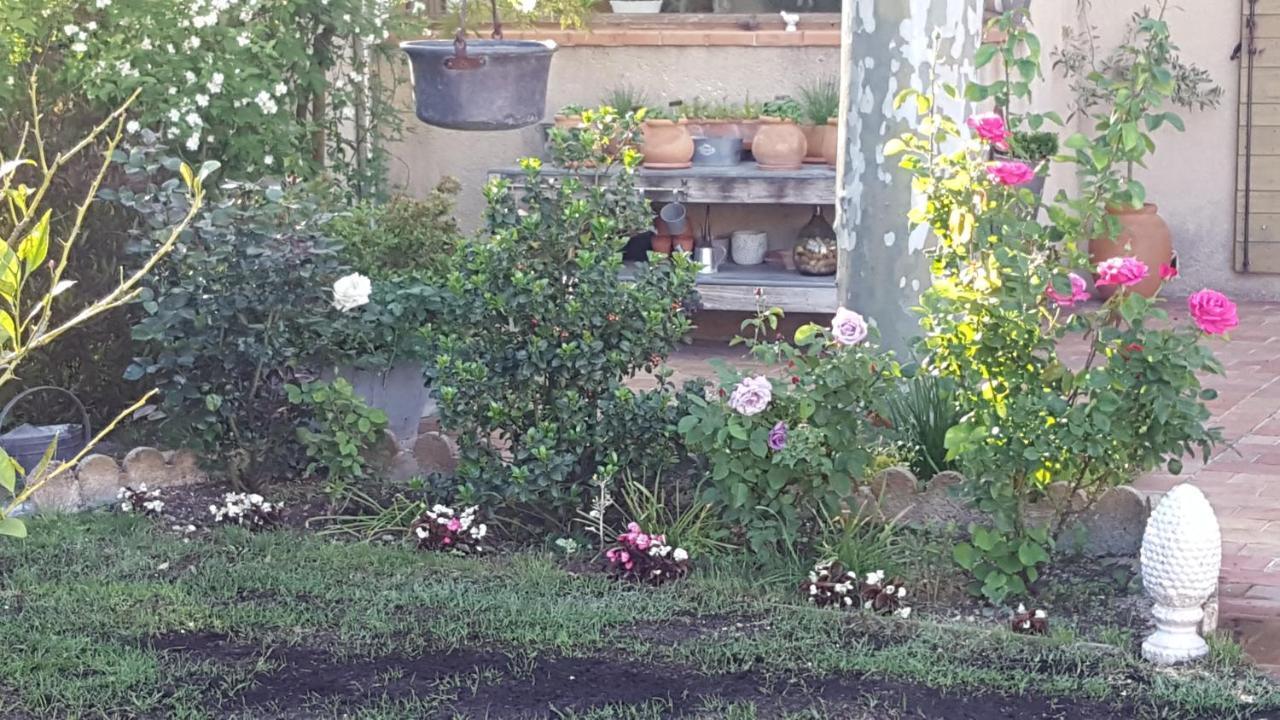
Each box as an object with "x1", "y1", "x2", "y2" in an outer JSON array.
[
  {"x1": 0, "y1": 386, "x2": 91, "y2": 475},
  {"x1": 401, "y1": 1, "x2": 556, "y2": 131}
]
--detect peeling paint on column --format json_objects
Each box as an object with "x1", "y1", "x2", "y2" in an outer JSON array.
[{"x1": 835, "y1": 0, "x2": 980, "y2": 356}]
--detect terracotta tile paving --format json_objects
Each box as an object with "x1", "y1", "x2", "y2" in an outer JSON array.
[{"x1": 653, "y1": 300, "x2": 1280, "y2": 674}]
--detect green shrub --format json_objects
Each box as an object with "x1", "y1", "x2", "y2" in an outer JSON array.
[
  {"x1": 679, "y1": 309, "x2": 899, "y2": 554},
  {"x1": 287, "y1": 378, "x2": 389, "y2": 499},
  {"x1": 325, "y1": 180, "x2": 464, "y2": 281},
  {"x1": 427, "y1": 110, "x2": 698, "y2": 527},
  {"x1": 885, "y1": 373, "x2": 961, "y2": 481}
]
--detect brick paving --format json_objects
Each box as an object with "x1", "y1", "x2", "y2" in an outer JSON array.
[{"x1": 656, "y1": 300, "x2": 1280, "y2": 674}]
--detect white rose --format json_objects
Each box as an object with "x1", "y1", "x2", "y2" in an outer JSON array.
[{"x1": 332, "y1": 273, "x2": 371, "y2": 312}]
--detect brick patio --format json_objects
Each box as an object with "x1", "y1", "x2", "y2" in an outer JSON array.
[{"x1": 659, "y1": 300, "x2": 1280, "y2": 674}]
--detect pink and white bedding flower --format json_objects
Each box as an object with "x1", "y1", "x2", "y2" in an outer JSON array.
[
  {"x1": 118, "y1": 485, "x2": 165, "y2": 517},
  {"x1": 605, "y1": 522, "x2": 691, "y2": 586},
  {"x1": 410, "y1": 504, "x2": 488, "y2": 553},
  {"x1": 208, "y1": 492, "x2": 283, "y2": 528}
]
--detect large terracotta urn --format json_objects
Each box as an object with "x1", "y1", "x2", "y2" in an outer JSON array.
[
  {"x1": 640, "y1": 119, "x2": 694, "y2": 169},
  {"x1": 753, "y1": 118, "x2": 807, "y2": 170},
  {"x1": 1089, "y1": 203, "x2": 1172, "y2": 299}
]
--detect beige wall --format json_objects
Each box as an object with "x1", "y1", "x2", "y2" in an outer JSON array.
[{"x1": 388, "y1": 3, "x2": 1277, "y2": 299}]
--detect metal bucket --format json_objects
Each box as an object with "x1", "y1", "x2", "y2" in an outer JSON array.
[
  {"x1": 693, "y1": 136, "x2": 743, "y2": 167},
  {"x1": 0, "y1": 386, "x2": 91, "y2": 474},
  {"x1": 401, "y1": 40, "x2": 556, "y2": 131}
]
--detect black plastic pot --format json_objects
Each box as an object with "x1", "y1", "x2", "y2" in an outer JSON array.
[{"x1": 401, "y1": 40, "x2": 556, "y2": 131}]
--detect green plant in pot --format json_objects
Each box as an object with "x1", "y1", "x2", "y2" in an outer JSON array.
[
  {"x1": 797, "y1": 77, "x2": 839, "y2": 164},
  {"x1": 754, "y1": 97, "x2": 808, "y2": 170},
  {"x1": 1054, "y1": 2, "x2": 1222, "y2": 297},
  {"x1": 640, "y1": 103, "x2": 694, "y2": 169}
]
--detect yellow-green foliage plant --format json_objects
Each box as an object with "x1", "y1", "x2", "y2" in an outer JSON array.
[{"x1": 0, "y1": 82, "x2": 211, "y2": 537}]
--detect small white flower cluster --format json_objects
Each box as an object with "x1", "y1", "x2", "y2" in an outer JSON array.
[
  {"x1": 861, "y1": 570, "x2": 912, "y2": 619},
  {"x1": 208, "y1": 492, "x2": 283, "y2": 528},
  {"x1": 411, "y1": 504, "x2": 487, "y2": 553},
  {"x1": 1011, "y1": 604, "x2": 1049, "y2": 635},
  {"x1": 117, "y1": 485, "x2": 165, "y2": 516},
  {"x1": 802, "y1": 563, "x2": 912, "y2": 619}
]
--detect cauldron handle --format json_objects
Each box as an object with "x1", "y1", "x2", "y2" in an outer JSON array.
[
  {"x1": 447, "y1": 0, "x2": 504, "y2": 70},
  {"x1": 0, "y1": 386, "x2": 93, "y2": 451}
]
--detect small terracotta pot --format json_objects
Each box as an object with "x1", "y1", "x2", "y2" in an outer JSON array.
[
  {"x1": 691, "y1": 119, "x2": 740, "y2": 140},
  {"x1": 654, "y1": 216, "x2": 670, "y2": 236},
  {"x1": 738, "y1": 119, "x2": 761, "y2": 150},
  {"x1": 822, "y1": 118, "x2": 839, "y2": 167},
  {"x1": 640, "y1": 119, "x2": 694, "y2": 169},
  {"x1": 1089, "y1": 203, "x2": 1173, "y2": 299},
  {"x1": 651, "y1": 234, "x2": 673, "y2": 254},
  {"x1": 752, "y1": 118, "x2": 808, "y2": 170},
  {"x1": 673, "y1": 232, "x2": 695, "y2": 253},
  {"x1": 801, "y1": 124, "x2": 828, "y2": 164}
]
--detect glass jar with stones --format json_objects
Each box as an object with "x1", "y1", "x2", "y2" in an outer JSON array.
[{"x1": 792, "y1": 206, "x2": 837, "y2": 276}]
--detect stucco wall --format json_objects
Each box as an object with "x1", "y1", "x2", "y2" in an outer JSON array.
[{"x1": 387, "y1": 4, "x2": 1277, "y2": 299}]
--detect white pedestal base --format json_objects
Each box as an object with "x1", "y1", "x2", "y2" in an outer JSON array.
[{"x1": 1142, "y1": 604, "x2": 1209, "y2": 665}]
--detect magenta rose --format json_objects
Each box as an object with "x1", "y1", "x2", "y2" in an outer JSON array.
[
  {"x1": 966, "y1": 112, "x2": 1011, "y2": 151},
  {"x1": 1094, "y1": 257, "x2": 1149, "y2": 288},
  {"x1": 1187, "y1": 289, "x2": 1239, "y2": 335},
  {"x1": 985, "y1": 160, "x2": 1036, "y2": 186},
  {"x1": 1045, "y1": 272, "x2": 1090, "y2": 308},
  {"x1": 728, "y1": 375, "x2": 772, "y2": 416},
  {"x1": 831, "y1": 307, "x2": 869, "y2": 346}
]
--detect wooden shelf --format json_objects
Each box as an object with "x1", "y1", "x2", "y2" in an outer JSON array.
[
  {"x1": 623, "y1": 260, "x2": 836, "y2": 313},
  {"x1": 489, "y1": 161, "x2": 836, "y2": 205}
]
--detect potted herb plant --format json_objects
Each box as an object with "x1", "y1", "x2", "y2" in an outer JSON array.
[
  {"x1": 1055, "y1": 4, "x2": 1222, "y2": 297},
  {"x1": 797, "y1": 77, "x2": 839, "y2": 164},
  {"x1": 753, "y1": 97, "x2": 807, "y2": 170},
  {"x1": 640, "y1": 105, "x2": 694, "y2": 169},
  {"x1": 555, "y1": 103, "x2": 587, "y2": 129}
]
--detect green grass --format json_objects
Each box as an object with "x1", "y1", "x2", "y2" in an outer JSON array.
[{"x1": 0, "y1": 514, "x2": 1275, "y2": 719}]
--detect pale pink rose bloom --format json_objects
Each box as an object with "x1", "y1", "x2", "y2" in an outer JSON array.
[
  {"x1": 831, "y1": 307, "x2": 869, "y2": 346},
  {"x1": 985, "y1": 160, "x2": 1036, "y2": 186},
  {"x1": 1094, "y1": 257, "x2": 1149, "y2": 287},
  {"x1": 966, "y1": 112, "x2": 1011, "y2": 151},
  {"x1": 1045, "y1": 272, "x2": 1090, "y2": 308},
  {"x1": 728, "y1": 375, "x2": 772, "y2": 416},
  {"x1": 1187, "y1": 289, "x2": 1239, "y2": 335}
]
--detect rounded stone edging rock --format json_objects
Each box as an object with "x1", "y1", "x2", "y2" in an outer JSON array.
[{"x1": 29, "y1": 447, "x2": 211, "y2": 513}]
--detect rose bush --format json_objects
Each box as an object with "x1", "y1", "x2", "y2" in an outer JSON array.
[{"x1": 890, "y1": 11, "x2": 1231, "y2": 603}]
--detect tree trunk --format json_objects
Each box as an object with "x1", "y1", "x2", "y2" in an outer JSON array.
[{"x1": 834, "y1": 0, "x2": 983, "y2": 356}]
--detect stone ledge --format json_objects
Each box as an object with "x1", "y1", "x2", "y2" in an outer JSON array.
[
  {"x1": 30, "y1": 447, "x2": 209, "y2": 513},
  {"x1": 500, "y1": 28, "x2": 839, "y2": 47}
]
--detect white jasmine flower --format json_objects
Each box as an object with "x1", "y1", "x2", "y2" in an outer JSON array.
[
  {"x1": 86, "y1": 21, "x2": 98, "y2": 31},
  {"x1": 64, "y1": 24, "x2": 79, "y2": 35},
  {"x1": 96, "y1": 0, "x2": 111, "y2": 7},
  {"x1": 274, "y1": 82, "x2": 287, "y2": 96},
  {"x1": 184, "y1": 70, "x2": 196, "y2": 84},
  {"x1": 185, "y1": 133, "x2": 200, "y2": 151},
  {"x1": 237, "y1": 32, "x2": 251, "y2": 47},
  {"x1": 195, "y1": 93, "x2": 209, "y2": 107},
  {"x1": 332, "y1": 273, "x2": 372, "y2": 311},
  {"x1": 71, "y1": 42, "x2": 88, "y2": 53}
]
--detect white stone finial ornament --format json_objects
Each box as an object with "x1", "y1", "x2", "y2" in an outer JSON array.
[{"x1": 1139, "y1": 483, "x2": 1221, "y2": 665}]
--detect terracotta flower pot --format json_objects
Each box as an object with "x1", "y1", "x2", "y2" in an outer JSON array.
[
  {"x1": 1089, "y1": 203, "x2": 1173, "y2": 299},
  {"x1": 822, "y1": 118, "x2": 839, "y2": 167},
  {"x1": 651, "y1": 234, "x2": 673, "y2": 254},
  {"x1": 691, "y1": 119, "x2": 740, "y2": 140},
  {"x1": 553, "y1": 114, "x2": 583, "y2": 129},
  {"x1": 640, "y1": 119, "x2": 694, "y2": 169},
  {"x1": 673, "y1": 232, "x2": 695, "y2": 253},
  {"x1": 752, "y1": 118, "x2": 808, "y2": 170},
  {"x1": 801, "y1": 124, "x2": 828, "y2": 164},
  {"x1": 738, "y1": 119, "x2": 760, "y2": 151}
]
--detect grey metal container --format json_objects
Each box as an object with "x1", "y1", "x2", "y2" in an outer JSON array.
[
  {"x1": 401, "y1": 40, "x2": 555, "y2": 131},
  {"x1": 692, "y1": 136, "x2": 743, "y2": 166}
]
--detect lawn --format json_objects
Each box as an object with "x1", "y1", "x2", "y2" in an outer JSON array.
[{"x1": 0, "y1": 514, "x2": 1274, "y2": 720}]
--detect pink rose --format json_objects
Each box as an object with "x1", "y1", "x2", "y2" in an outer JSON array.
[
  {"x1": 728, "y1": 375, "x2": 772, "y2": 416},
  {"x1": 1160, "y1": 263, "x2": 1178, "y2": 281},
  {"x1": 1094, "y1": 257, "x2": 1149, "y2": 288},
  {"x1": 1187, "y1": 289, "x2": 1238, "y2": 335},
  {"x1": 1045, "y1": 272, "x2": 1090, "y2": 308},
  {"x1": 985, "y1": 161, "x2": 1037, "y2": 186},
  {"x1": 831, "y1": 307, "x2": 869, "y2": 346},
  {"x1": 966, "y1": 112, "x2": 1011, "y2": 151}
]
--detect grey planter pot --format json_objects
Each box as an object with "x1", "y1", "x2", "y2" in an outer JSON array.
[
  {"x1": 333, "y1": 362, "x2": 435, "y2": 449},
  {"x1": 692, "y1": 136, "x2": 743, "y2": 167}
]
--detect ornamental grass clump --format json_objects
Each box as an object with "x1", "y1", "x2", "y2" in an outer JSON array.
[
  {"x1": 409, "y1": 504, "x2": 488, "y2": 554},
  {"x1": 604, "y1": 522, "x2": 690, "y2": 586},
  {"x1": 889, "y1": 9, "x2": 1232, "y2": 604}
]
